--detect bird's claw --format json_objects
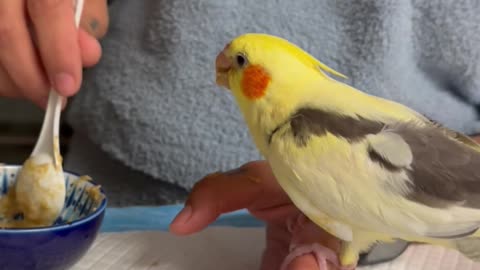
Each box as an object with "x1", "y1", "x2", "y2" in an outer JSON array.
[{"x1": 280, "y1": 243, "x2": 356, "y2": 270}]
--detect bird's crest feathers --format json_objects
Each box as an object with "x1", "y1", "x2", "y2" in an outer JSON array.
[{"x1": 238, "y1": 33, "x2": 348, "y2": 80}]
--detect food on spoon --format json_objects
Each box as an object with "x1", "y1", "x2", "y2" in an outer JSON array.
[{"x1": 13, "y1": 153, "x2": 66, "y2": 227}]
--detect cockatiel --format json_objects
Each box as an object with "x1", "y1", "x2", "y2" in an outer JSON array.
[{"x1": 214, "y1": 33, "x2": 480, "y2": 269}]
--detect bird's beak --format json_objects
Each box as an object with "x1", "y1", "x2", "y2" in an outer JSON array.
[{"x1": 215, "y1": 46, "x2": 232, "y2": 90}]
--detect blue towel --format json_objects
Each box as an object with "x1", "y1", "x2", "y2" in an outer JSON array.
[
  {"x1": 100, "y1": 205, "x2": 264, "y2": 233},
  {"x1": 66, "y1": 0, "x2": 480, "y2": 205}
]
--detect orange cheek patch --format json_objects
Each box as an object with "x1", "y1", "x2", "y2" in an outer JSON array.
[{"x1": 241, "y1": 65, "x2": 271, "y2": 100}]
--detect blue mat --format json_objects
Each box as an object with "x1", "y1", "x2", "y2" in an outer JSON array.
[{"x1": 100, "y1": 204, "x2": 265, "y2": 233}]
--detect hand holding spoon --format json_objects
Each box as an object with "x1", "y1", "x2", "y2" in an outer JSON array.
[{"x1": 13, "y1": 0, "x2": 85, "y2": 226}]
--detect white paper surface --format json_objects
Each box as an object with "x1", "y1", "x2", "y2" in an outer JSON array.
[
  {"x1": 72, "y1": 227, "x2": 480, "y2": 270},
  {"x1": 71, "y1": 228, "x2": 265, "y2": 270}
]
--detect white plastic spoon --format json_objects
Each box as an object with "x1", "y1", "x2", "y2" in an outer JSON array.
[{"x1": 13, "y1": 0, "x2": 85, "y2": 226}]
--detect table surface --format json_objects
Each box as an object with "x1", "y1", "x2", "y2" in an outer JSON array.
[
  {"x1": 81, "y1": 206, "x2": 480, "y2": 270},
  {"x1": 76, "y1": 205, "x2": 480, "y2": 270}
]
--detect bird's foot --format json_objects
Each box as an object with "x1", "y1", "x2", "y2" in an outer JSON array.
[
  {"x1": 284, "y1": 213, "x2": 356, "y2": 269},
  {"x1": 280, "y1": 243, "x2": 357, "y2": 270}
]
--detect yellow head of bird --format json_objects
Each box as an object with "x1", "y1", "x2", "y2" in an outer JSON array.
[
  {"x1": 215, "y1": 33, "x2": 350, "y2": 153},
  {"x1": 215, "y1": 33, "x2": 346, "y2": 106}
]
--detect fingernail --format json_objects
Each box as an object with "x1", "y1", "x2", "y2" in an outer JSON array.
[
  {"x1": 172, "y1": 205, "x2": 192, "y2": 225},
  {"x1": 53, "y1": 73, "x2": 75, "y2": 95}
]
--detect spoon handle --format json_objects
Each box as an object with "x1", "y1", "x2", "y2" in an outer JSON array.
[
  {"x1": 73, "y1": 0, "x2": 85, "y2": 28},
  {"x1": 31, "y1": 91, "x2": 62, "y2": 163},
  {"x1": 31, "y1": 0, "x2": 85, "y2": 167}
]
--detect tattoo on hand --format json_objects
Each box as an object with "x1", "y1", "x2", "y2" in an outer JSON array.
[{"x1": 90, "y1": 19, "x2": 99, "y2": 33}]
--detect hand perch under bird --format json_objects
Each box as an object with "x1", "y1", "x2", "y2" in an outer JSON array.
[{"x1": 214, "y1": 33, "x2": 480, "y2": 269}]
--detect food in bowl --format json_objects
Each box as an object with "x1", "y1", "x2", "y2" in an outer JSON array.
[
  {"x1": 0, "y1": 165, "x2": 107, "y2": 270},
  {"x1": 0, "y1": 167, "x2": 103, "y2": 229}
]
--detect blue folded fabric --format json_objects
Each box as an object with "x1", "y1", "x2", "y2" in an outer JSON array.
[{"x1": 100, "y1": 204, "x2": 265, "y2": 233}]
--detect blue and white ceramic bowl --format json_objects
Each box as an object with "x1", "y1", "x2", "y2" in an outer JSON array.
[{"x1": 0, "y1": 164, "x2": 107, "y2": 270}]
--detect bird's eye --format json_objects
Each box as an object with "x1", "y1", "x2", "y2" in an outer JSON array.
[{"x1": 235, "y1": 53, "x2": 248, "y2": 68}]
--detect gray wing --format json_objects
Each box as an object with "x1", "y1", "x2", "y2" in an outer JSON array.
[
  {"x1": 366, "y1": 122, "x2": 480, "y2": 239},
  {"x1": 367, "y1": 122, "x2": 480, "y2": 210},
  {"x1": 283, "y1": 107, "x2": 480, "y2": 238},
  {"x1": 284, "y1": 108, "x2": 480, "y2": 208}
]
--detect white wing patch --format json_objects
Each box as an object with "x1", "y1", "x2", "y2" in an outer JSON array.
[{"x1": 366, "y1": 131, "x2": 413, "y2": 168}]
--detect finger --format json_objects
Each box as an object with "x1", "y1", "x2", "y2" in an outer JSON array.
[
  {"x1": 169, "y1": 168, "x2": 263, "y2": 235},
  {"x1": 286, "y1": 255, "x2": 339, "y2": 270},
  {"x1": 80, "y1": 0, "x2": 109, "y2": 39},
  {"x1": 284, "y1": 245, "x2": 346, "y2": 270},
  {"x1": 169, "y1": 161, "x2": 289, "y2": 235},
  {"x1": 290, "y1": 218, "x2": 342, "y2": 254},
  {"x1": 79, "y1": 29, "x2": 102, "y2": 67},
  {"x1": 249, "y1": 201, "x2": 297, "y2": 223},
  {"x1": 0, "y1": 65, "x2": 20, "y2": 98},
  {"x1": 0, "y1": 65, "x2": 49, "y2": 108},
  {"x1": 287, "y1": 254, "x2": 321, "y2": 270},
  {"x1": 261, "y1": 222, "x2": 341, "y2": 270},
  {"x1": 286, "y1": 219, "x2": 346, "y2": 269},
  {"x1": 27, "y1": 0, "x2": 82, "y2": 96},
  {"x1": 260, "y1": 225, "x2": 291, "y2": 270},
  {"x1": 0, "y1": 0, "x2": 50, "y2": 101}
]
